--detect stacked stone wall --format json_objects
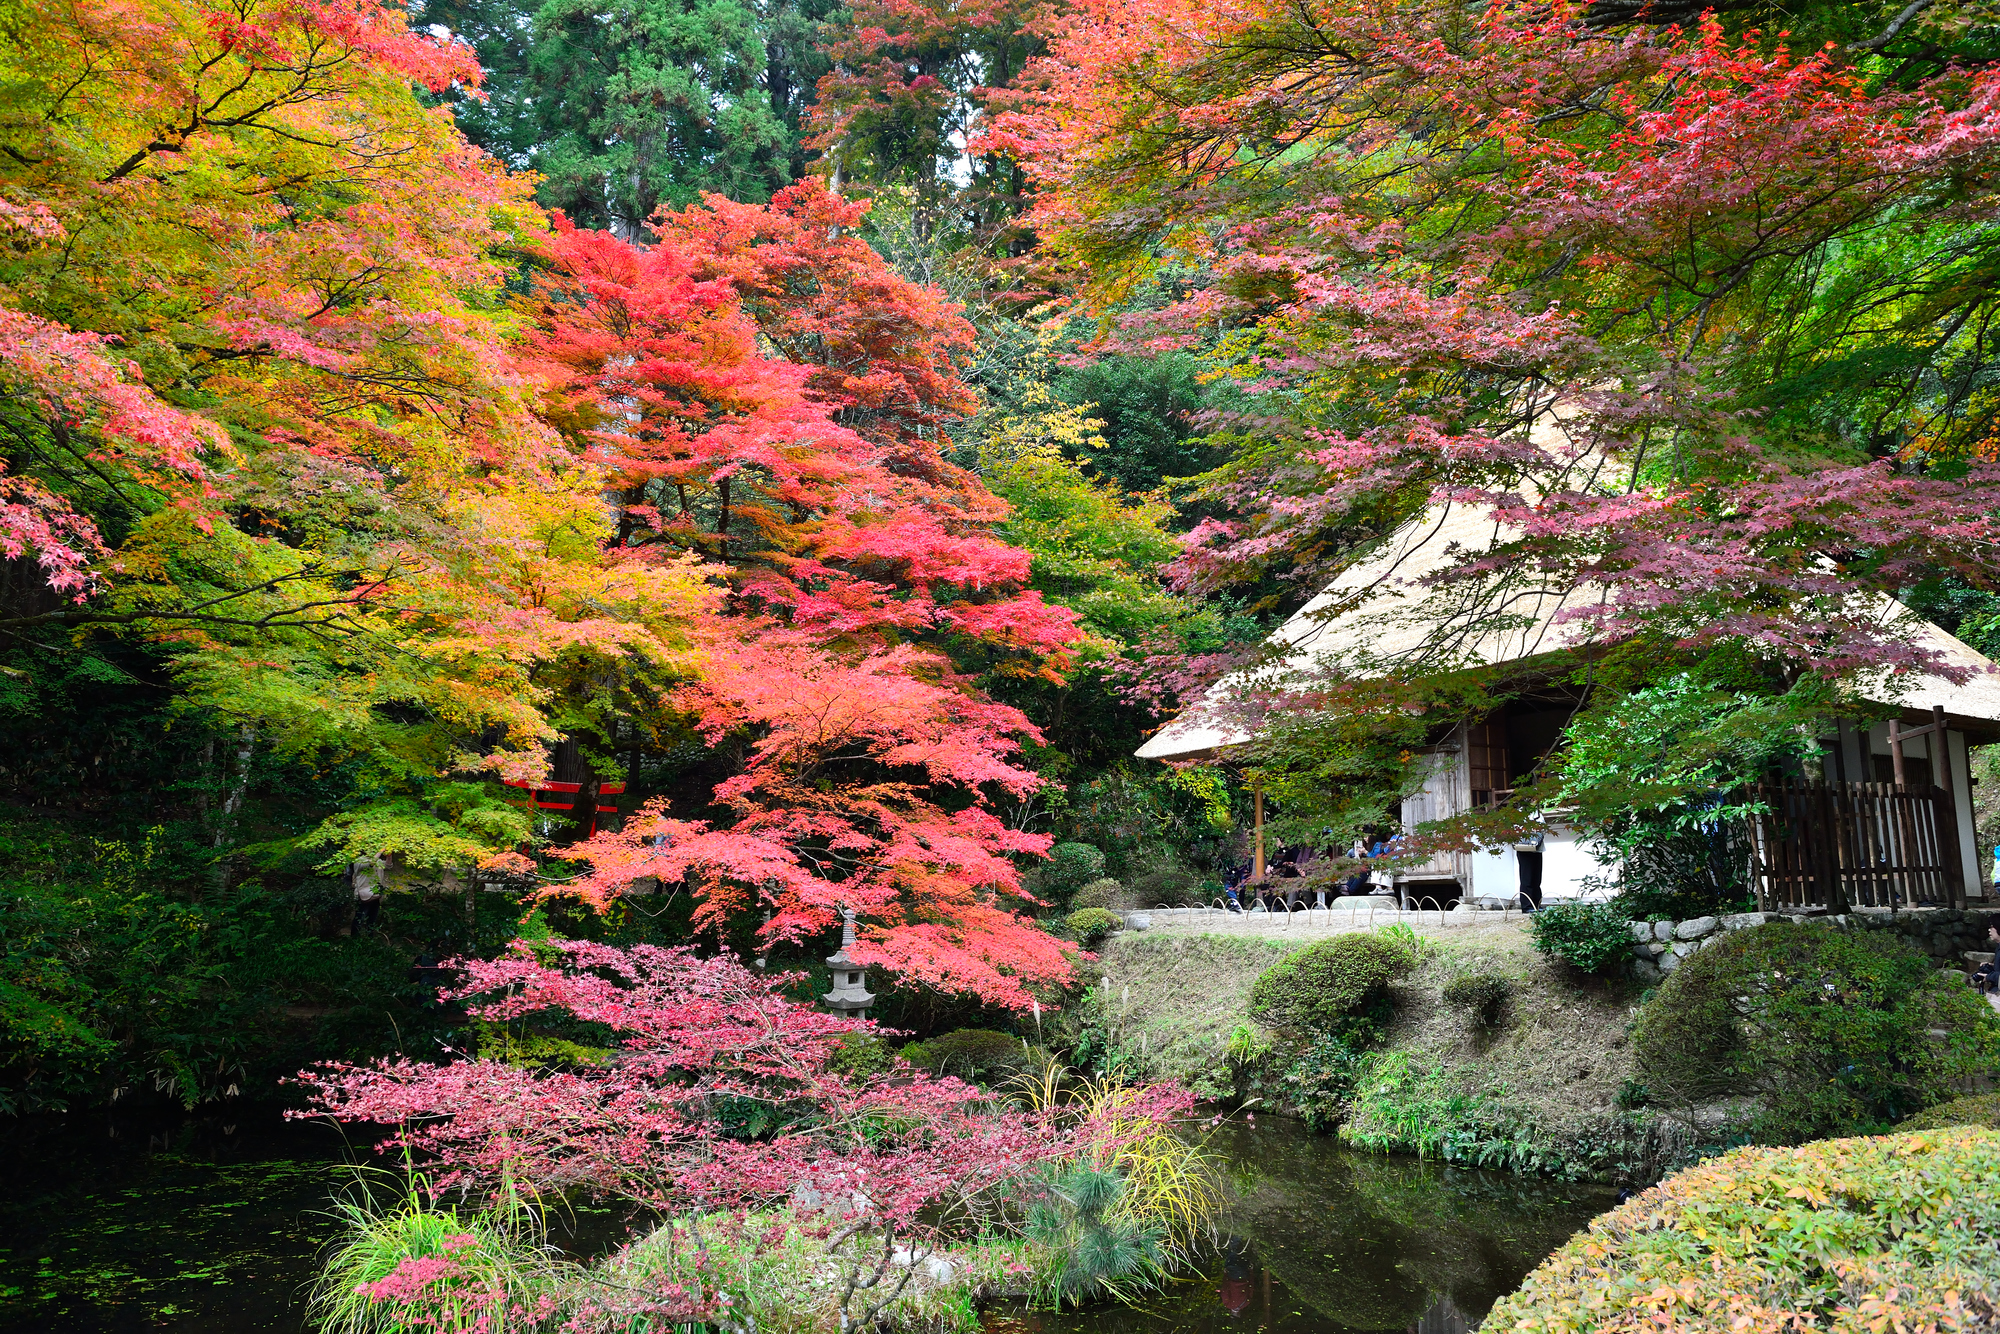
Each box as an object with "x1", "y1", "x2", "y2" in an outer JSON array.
[{"x1": 1628, "y1": 907, "x2": 1996, "y2": 984}]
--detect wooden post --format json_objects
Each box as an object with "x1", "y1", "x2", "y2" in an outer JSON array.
[
  {"x1": 1888, "y1": 719, "x2": 1911, "y2": 910},
  {"x1": 1931, "y1": 705, "x2": 1966, "y2": 908},
  {"x1": 1253, "y1": 782, "x2": 1266, "y2": 883}
]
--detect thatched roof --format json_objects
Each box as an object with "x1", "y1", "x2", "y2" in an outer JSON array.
[{"x1": 1137, "y1": 503, "x2": 2000, "y2": 762}]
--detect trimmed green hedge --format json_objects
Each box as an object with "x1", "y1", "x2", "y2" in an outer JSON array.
[
  {"x1": 1249, "y1": 935, "x2": 1410, "y2": 1034},
  {"x1": 1899, "y1": 1092, "x2": 2000, "y2": 1133},
  {"x1": 1071, "y1": 878, "x2": 1127, "y2": 912},
  {"x1": 897, "y1": 1028, "x2": 1030, "y2": 1085},
  {"x1": 1486, "y1": 1128, "x2": 2000, "y2": 1332},
  {"x1": 1066, "y1": 907, "x2": 1121, "y2": 947},
  {"x1": 1633, "y1": 922, "x2": 2000, "y2": 1140},
  {"x1": 1043, "y1": 843, "x2": 1107, "y2": 902}
]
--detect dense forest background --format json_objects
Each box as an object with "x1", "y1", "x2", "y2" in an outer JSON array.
[{"x1": 9, "y1": 0, "x2": 2000, "y2": 1112}]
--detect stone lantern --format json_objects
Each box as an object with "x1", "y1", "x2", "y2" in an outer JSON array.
[{"x1": 822, "y1": 908, "x2": 875, "y2": 1017}]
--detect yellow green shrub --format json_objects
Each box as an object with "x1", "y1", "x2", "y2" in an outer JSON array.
[{"x1": 1486, "y1": 1128, "x2": 2000, "y2": 1332}]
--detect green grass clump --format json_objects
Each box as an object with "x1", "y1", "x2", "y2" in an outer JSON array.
[
  {"x1": 1441, "y1": 973, "x2": 1510, "y2": 1027},
  {"x1": 313, "y1": 1183, "x2": 556, "y2": 1334},
  {"x1": 1248, "y1": 934, "x2": 1410, "y2": 1034},
  {"x1": 1486, "y1": 1129, "x2": 2000, "y2": 1332}
]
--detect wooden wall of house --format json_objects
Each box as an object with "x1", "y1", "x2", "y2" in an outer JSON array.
[
  {"x1": 1397, "y1": 722, "x2": 1474, "y2": 887},
  {"x1": 1820, "y1": 718, "x2": 1984, "y2": 899}
]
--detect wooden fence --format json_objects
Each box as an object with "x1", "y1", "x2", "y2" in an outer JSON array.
[{"x1": 1749, "y1": 780, "x2": 1964, "y2": 911}]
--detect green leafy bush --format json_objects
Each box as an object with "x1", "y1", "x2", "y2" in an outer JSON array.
[
  {"x1": 1071, "y1": 878, "x2": 1128, "y2": 912},
  {"x1": 1130, "y1": 867, "x2": 1201, "y2": 906},
  {"x1": 1898, "y1": 1092, "x2": 2000, "y2": 1132},
  {"x1": 1485, "y1": 1128, "x2": 2000, "y2": 1333},
  {"x1": 1633, "y1": 922, "x2": 2000, "y2": 1140},
  {"x1": 1281, "y1": 1031, "x2": 1376, "y2": 1131},
  {"x1": 1441, "y1": 973, "x2": 1511, "y2": 1027},
  {"x1": 1066, "y1": 907, "x2": 1122, "y2": 947},
  {"x1": 1043, "y1": 843, "x2": 1108, "y2": 903},
  {"x1": 1525, "y1": 900, "x2": 1635, "y2": 974},
  {"x1": 1248, "y1": 935, "x2": 1411, "y2": 1034},
  {"x1": 897, "y1": 1028, "x2": 1031, "y2": 1085}
]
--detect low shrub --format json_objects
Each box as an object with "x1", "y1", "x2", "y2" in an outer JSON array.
[
  {"x1": 1071, "y1": 878, "x2": 1128, "y2": 912},
  {"x1": 1441, "y1": 973, "x2": 1510, "y2": 1027},
  {"x1": 1066, "y1": 907, "x2": 1122, "y2": 947},
  {"x1": 1281, "y1": 1030, "x2": 1376, "y2": 1131},
  {"x1": 1484, "y1": 1128, "x2": 2000, "y2": 1332},
  {"x1": 1131, "y1": 867, "x2": 1201, "y2": 906},
  {"x1": 1633, "y1": 922, "x2": 2000, "y2": 1140},
  {"x1": 1897, "y1": 1091, "x2": 2000, "y2": 1133},
  {"x1": 1248, "y1": 935, "x2": 1411, "y2": 1034},
  {"x1": 898, "y1": 1028, "x2": 1031, "y2": 1085},
  {"x1": 1043, "y1": 843, "x2": 1108, "y2": 903},
  {"x1": 1525, "y1": 900, "x2": 1635, "y2": 974}
]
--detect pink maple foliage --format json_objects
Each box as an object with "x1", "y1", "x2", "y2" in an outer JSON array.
[
  {"x1": 300, "y1": 943, "x2": 1059, "y2": 1246},
  {"x1": 996, "y1": 3, "x2": 2000, "y2": 696}
]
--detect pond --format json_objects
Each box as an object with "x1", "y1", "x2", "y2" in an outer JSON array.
[{"x1": 0, "y1": 1110, "x2": 1612, "y2": 1334}]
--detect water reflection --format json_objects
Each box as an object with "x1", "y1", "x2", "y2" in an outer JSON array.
[
  {"x1": 0, "y1": 1112, "x2": 1609, "y2": 1334},
  {"x1": 994, "y1": 1120, "x2": 1613, "y2": 1333}
]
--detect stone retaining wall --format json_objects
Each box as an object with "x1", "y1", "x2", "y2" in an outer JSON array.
[{"x1": 1629, "y1": 907, "x2": 1997, "y2": 984}]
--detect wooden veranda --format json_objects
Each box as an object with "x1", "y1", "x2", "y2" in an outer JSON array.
[{"x1": 1749, "y1": 706, "x2": 1969, "y2": 911}]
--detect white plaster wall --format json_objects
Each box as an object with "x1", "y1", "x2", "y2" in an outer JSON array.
[
  {"x1": 1544, "y1": 829, "x2": 1615, "y2": 901},
  {"x1": 1469, "y1": 845, "x2": 1516, "y2": 901}
]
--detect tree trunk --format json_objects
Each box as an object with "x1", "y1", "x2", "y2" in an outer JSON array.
[{"x1": 208, "y1": 722, "x2": 256, "y2": 895}]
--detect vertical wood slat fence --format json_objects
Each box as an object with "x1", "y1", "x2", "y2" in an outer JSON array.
[{"x1": 1750, "y1": 781, "x2": 1964, "y2": 911}]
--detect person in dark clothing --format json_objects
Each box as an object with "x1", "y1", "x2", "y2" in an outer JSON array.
[{"x1": 1516, "y1": 831, "x2": 1546, "y2": 911}]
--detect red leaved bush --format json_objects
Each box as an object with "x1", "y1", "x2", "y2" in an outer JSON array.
[{"x1": 298, "y1": 941, "x2": 1178, "y2": 1228}]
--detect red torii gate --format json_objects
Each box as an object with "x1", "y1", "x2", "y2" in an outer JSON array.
[{"x1": 503, "y1": 778, "x2": 625, "y2": 840}]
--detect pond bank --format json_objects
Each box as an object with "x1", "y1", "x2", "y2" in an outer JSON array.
[
  {"x1": 0, "y1": 1109, "x2": 1609, "y2": 1334},
  {"x1": 1089, "y1": 930, "x2": 1688, "y2": 1184}
]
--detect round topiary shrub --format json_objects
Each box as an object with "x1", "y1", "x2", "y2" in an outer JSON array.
[
  {"x1": 1441, "y1": 972, "x2": 1511, "y2": 1027},
  {"x1": 1249, "y1": 935, "x2": 1412, "y2": 1034},
  {"x1": 1633, "y1": 921, "x2": 2000, "y2": 1140},
  {"x1": 1524, "y1": 900, "x2": 1635, "y2": 974},
  {"x1": 1484, "y1": 1128, "x2": 2000, "y2": 1332},
  {"x1": 1131, "y1": 867, "x2": 1201, "y2": 906},
  {"x1": 897, "y1": 1028, "x2": 1030, "y2": 1085},
  {"x1": 1896, "y1": 1091, "x2": 2000, "y2": 1133},
  {"x1": 1071, "y1": 878, "x2": 1127, "y2": 912},
  {"x1": 1066, "y1": 907, "x2": 1121, "y2": 947},
  {"x1": 1043, "y1": 843, "x2": 1108, "y2": 903}
]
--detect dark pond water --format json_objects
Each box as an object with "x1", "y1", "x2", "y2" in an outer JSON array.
[{"x1": 0, "y1": 1110, "x2": 1611, "y2": 1333}]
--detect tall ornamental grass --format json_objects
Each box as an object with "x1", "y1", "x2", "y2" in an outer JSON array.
[{"x1": 313, "y1": 1181, "x2": 558, "y2": 1334}]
